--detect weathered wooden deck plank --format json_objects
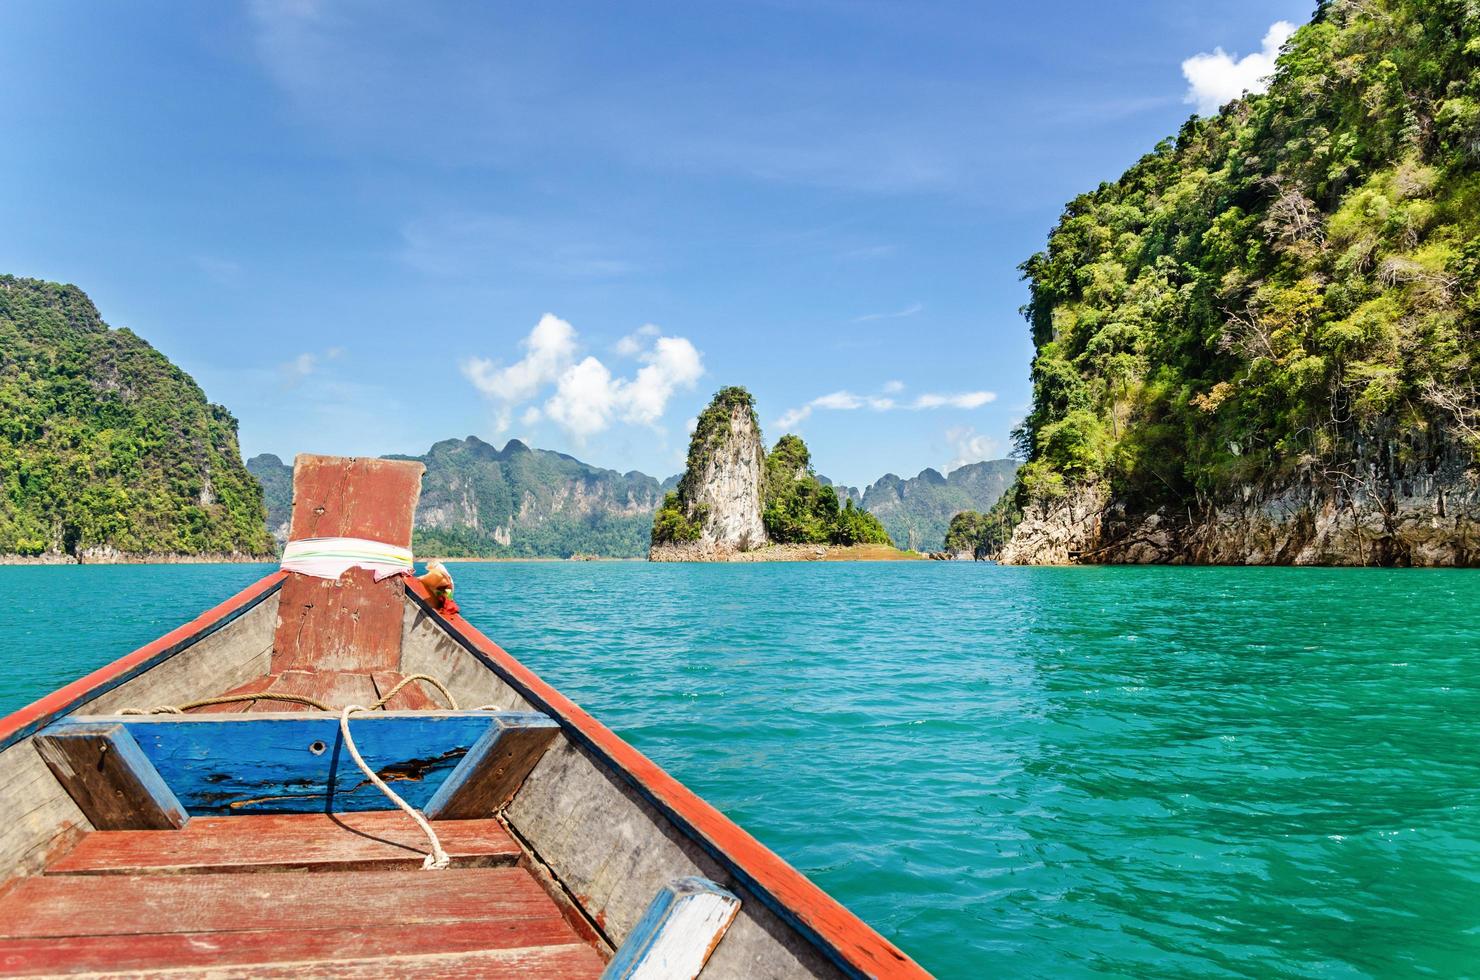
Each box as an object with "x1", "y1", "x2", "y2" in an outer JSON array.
[
  {"x1": 0, "y1": 867, "x2": 557, "y2": 939},
  {"x1": 197, "y1": 943, "x2": 604, "y2": 978},
  {"x1": 193, "y1": 674, "x2": 276, "y2": 713},
  {"x1": 251, "y1": 670, "x2": 379, "y2": 712},
  {"x1": 371, "y1": 670, "x2": 443, "y2": 711},
  {"x1": 1, "y1": 947, "x2": 600, "y2": 980},
  {"x1": 46, "y1": 812, "x2": 520, "y2": 876}
]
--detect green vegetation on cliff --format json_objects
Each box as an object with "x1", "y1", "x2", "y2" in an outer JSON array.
[
  {"x1": 1015, "y1": 1, "x2": 1480, "y2": 513},
  {"x1": 763, "y1": 434, "x2": 892, "y2": 545},
  {"x1": 944, "y1": 495, "x2": 1022, "y2": 558},
  {"x1": 0, "y1": 276, "x2": 272, "y2": 557}
]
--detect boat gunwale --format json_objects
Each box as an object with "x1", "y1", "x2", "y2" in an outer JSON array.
[
  {"x1": 0, "y1": 571, "x2": 287, "y2": 753},
  {"x1": 402, "y1": 576, "x2": 927, "y2": 980}
]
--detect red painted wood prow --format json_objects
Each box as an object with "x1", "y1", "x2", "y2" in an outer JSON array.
[{"x1": 271, "y1": 455, "x2": 425, "y2": 673}]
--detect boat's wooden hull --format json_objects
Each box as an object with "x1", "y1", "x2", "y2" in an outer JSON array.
[{"x1": 0, "y1": 570, "x2": 926, "y2": 978}]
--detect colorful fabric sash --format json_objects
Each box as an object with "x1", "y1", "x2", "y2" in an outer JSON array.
[{"x1": 281, "y1": 536, "x2": 413, "y2": 582}]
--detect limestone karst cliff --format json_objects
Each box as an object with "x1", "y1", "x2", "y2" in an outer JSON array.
[
  {"x1": 1001, "y1": 444, "x2": 1480, "y2": 566},
  {"x1": 1002, "y1": 1, "x2": 1480, "y2": 567},
  {"x1": 650, "y1": 386, "x2": 768, "y2": 558}
]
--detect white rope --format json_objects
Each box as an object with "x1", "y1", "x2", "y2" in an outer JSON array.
[{"x1": 338, "y1": 704, "x2": 450, "y2": 871}]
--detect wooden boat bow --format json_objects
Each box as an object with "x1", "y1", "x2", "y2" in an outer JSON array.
[{"x1": 0, "y1": 455, "x2": 929, "y2": 978}]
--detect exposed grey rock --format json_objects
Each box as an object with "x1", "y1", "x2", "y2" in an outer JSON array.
[
  {"x1": 1001, "y1": 448, "x2": 1480, "y2": 566},
  {"x1": 686, "y1": 398, "x2": 767, "y2": 550}
]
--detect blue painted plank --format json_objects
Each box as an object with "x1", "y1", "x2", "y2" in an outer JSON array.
[
  {"x1": 45, "y1": 711, "x2": 551, "y2": 815},
  {"x1": 602, "y1": 877, "x2": 742, "y2": 980}
]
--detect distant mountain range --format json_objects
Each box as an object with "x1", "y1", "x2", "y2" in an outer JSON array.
[
  {"x1": 249, "y1": 438, "x2": 1016, "y2": 557},
  {"x1": 249, "y1": 436, "x2": 665, "y2": 558},
  {"x1": 856, "y1": 460, "x2": 1019, "y2": 553}
]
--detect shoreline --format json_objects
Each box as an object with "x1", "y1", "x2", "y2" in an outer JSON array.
[
  {"x1": 0, "y1": 552, "x2": 274, "y2": 566},
  {"x1": 0, "y1": 553, "x2": 652, "y2": 566},
  {"x1": 433, "y1": 555, "x2": 646, "y2": 563},
  {"x1": 648, "y1": 542, "x2": 927, "y2": 563}
]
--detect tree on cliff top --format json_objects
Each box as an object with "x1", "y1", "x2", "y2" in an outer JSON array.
[{"x1": 1012, "y1": 0, "x2": 1480, "y2": 515}]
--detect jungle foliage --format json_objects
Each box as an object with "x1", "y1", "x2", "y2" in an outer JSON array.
[
  {"x1": 1014, "y1": 0, "x2": 1480, "y2": 512},
  {"x1": 763, "y1": 434, "x2": 892, "y2": 546},
  {"x1": 0, "y1": 276, "x2": 273, "y2": 557},
  {"x1": 943, "y1": 494, "x2": 1023, "y2": 559}
]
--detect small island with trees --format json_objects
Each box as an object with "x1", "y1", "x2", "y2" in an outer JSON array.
[{"x1": 650, "y1": 386, "x2": 915, "y2": 561}]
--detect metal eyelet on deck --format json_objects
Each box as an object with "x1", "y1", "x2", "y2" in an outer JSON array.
[{"x1": 309, "y1": 740, "x2": 327, "y2": 755}]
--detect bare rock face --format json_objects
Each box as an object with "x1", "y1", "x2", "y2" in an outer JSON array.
[
  {"x1": 651, "y1": 387, "x2": 768, "y2": 557},
  {"x1": 686, "y1": 388, "x2": 768, "y2": 549},
  {"x1": 1000, "y1": 446, "x2": 1480, "y2": 567},
  {"x1": 998, "y1": 484, "x2": 1109, "y2": 565}
]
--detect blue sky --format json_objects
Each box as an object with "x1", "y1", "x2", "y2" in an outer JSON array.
[{"x1": 0, "y1": 0, "x2": 1310, "y2": 487}]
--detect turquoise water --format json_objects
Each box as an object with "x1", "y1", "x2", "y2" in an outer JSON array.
[{"x1": 1, "y1": 563, "x2": 1477, "y2": 977}]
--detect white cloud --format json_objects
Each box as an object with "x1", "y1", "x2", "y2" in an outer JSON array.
[
  {"x1": 911, "y1": 391, "x2": 996, "y2": 410},
  {"x1": 461, "y1": 314, "x2": 579, "y2": 429},
  {"x1": 545, "y1": 357, "x2": 617, "y2": 438},
  {"x1": 615, "y1": 323, "x2": 661, "y2": 357},
  {"x1": 620, "y1": 336, "x2": 705, "y2": 425},
  {"x1": 946, "y1": 426, "x2": 1002, "y2": 472},
  {"x1": 853, "y1": 302, "x2": 924, "y2": 323},
  {"x1": 776, "y1": 407, "x2": 811, "y2": 430},
  {"x1": 464, "y1": 316, "x2": 704, "y2": 439},
  {"x1": 775, "y1": 386, "x2": 994, "y2": 430},
  {"x1": 1182, "y1": 21, "x2": 1296, "y2": 115},
  {"x1": 814, "y1": 391, "x2": 863, "y2": 410}
]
